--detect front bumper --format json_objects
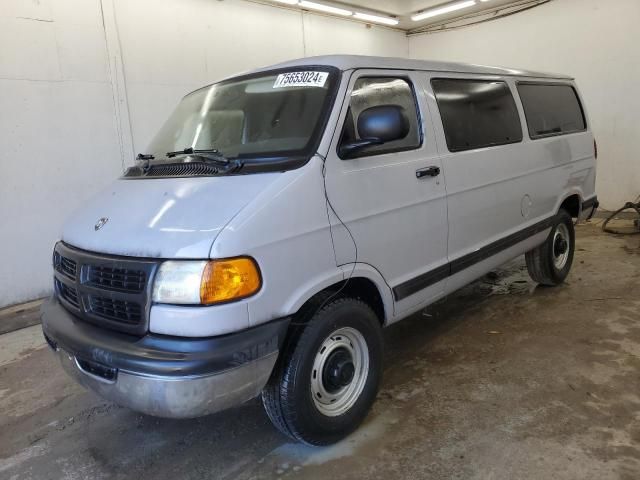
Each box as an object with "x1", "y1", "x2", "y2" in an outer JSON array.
[{"x1": 42, "y1": 297, "x2": 289, "y2": 418}]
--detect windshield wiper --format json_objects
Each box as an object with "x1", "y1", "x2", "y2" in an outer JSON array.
[
  {"x1": 166, "y1": 147, "x2": 230, "y2": 165},
  {"x1": 165, "y1": 147, "x2": 245, "y2": 174},
  {"x1": 136, "y1": 153, "x2": 155, "y2": 160}
]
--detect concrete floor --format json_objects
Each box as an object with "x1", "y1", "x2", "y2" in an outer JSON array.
[{"x1": 1, "y1": 223, "x2": 639, "y2": 480}]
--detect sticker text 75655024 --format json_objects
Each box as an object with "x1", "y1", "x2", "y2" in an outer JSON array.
[{"x1": 273, "y1": 71, "x2": 328, "y2": 89}]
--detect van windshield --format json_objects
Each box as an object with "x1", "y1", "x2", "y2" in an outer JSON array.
[{"x1": 146, "y1": 68, "x2": 338, "y2": 168}]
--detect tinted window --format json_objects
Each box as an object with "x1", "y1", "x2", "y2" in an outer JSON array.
[
  {"x1": 147, "y1": 69, "x2": 337, "y2": 160},
  {"x1": 339, "y1": 77, "x2": 421, "y2": 158},
  {"x1": 517, "y1": 83, "x2": 586, "y2": 138},
  {"x1": 431, "y1": 79, "x2": 523, "y2": 152}
]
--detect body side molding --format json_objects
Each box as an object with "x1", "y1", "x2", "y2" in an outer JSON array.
[{"x1": 393, "y1": 215, "x2": 556, "y2": 301}]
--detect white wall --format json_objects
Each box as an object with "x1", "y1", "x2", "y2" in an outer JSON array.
[
  {"x1": 408, "y1": 0, "x2": 640, "y2": 211},
  {"x1": 6, "y1": 0, "x2": 635, "y2": 309},
  {"x1": 0, "y1": 0, "x2": 123, "y2": 309},
  {"x1": 115, "y1": 0, "x2": 408, "y2": 155},
  {"x1": 0, "y1": 0, "x2": 407, "y2": 309}
]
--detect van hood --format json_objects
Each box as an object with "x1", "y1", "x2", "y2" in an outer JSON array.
[{"x1": 62, "y1": 174, "x2": 281, "y2": 259}]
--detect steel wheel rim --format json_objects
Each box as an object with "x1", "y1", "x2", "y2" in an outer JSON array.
[
  {"x1": 311, "y1": 327, "x2": 369, "y2": 417},
  {"x1": 553, "y1": 223, "x2": 570, "y2": 270}
]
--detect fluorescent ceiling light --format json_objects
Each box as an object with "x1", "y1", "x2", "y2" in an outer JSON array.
[
  {"x1": 299, "y1": 1, "x2": 352, "y2": 16},
  {"x1": 411, "y1": 0, "x2": 476, "y2": 21},
  {"x1": 271, "y1": 0, "x2": 397, "y2": 25},
  {"x1": 353, "y1": 12, "x2": 399, "y2": 26}
]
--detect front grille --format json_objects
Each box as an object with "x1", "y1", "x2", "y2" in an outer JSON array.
[
  {"x1": 88, "y1": 266, "x2": 146, "y2": 293},
  {"x1": 52, "y1": 243, "x2": 158, "y2": 335},
  {"x1": 124, "y1": 162, "x2": 221, "y2": 178},
  {"x1": 88, "y1": 296, "x2": 142, "y2": 325},
  {"x1": 56, "y1": 279, "x2": 79, "y2": 309},
  {"x1": 54, "y1": 252, "x2": 77, "y2": 280}
]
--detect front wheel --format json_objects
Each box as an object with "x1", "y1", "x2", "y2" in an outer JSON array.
[
  {"x1": 261, "y1": 296, "x2": 383, "y2": 446},
  {"x1": 525, "y1": 209, "x2": 575, "y2": 286}
]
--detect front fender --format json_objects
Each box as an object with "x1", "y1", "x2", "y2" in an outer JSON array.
[{"x1": 281, "y1": 263, "x2": 394, "y2": 324}]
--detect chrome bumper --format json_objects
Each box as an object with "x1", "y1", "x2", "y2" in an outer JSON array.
[
  {"x1": 55, "y1": 346, "x2": 278, "y2": 418},
  {"x1": 42, "y1": 296, "x2": 289, "y2": 419}
]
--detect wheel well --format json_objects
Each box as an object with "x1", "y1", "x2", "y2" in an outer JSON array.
[
  {"x1": 560, "y1": 194, "x2": 581, "y2": 218},
  {"x1": 304, "y1": 277, "x2": 386, "y2": 325}
]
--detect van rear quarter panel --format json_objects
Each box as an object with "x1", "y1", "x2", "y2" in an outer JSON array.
[{"x1": 516, "y1": 81, "x2": 596, "y2": 217}]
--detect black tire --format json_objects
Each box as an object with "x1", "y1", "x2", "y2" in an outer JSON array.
[
  {"x1": 525, "y1": 209, "x2": 575, "y2": 286},
  {"x1": 262, "y1": 295, "x2": 383, "y2": 446}
]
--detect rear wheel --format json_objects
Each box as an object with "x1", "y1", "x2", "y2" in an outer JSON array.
[
  {"x1": 262, "y1": 296, "x2": 383, "y2": 446},
  {"x1": 526, "y1": 209, "x2": 575, "y2": 286}
]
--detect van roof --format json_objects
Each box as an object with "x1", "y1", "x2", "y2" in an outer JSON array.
[{"x1": 249, "y1": 54, "x2": 572, "y2": 81}]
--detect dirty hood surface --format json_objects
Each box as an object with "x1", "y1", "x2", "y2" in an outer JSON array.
[{"x1": 62, "y1": 173, "x2": 281, "y2": 259}]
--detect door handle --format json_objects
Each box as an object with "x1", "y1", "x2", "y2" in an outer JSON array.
[{"x1": 416, "y1": 166, "x2": 441, "y2": 179}]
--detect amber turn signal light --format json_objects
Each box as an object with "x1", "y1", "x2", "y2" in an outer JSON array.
[{"x1": 200, "y1": 257, "x2": 261, "y2": 305}]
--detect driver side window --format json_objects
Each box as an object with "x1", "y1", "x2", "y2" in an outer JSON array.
[{"x1": 339, "y1": 77, "x2": 422, "y2": 159}]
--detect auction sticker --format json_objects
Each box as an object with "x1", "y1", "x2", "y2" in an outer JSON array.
[{"x1": 273, "y1": 71, "x2": 328, "y2": 88}]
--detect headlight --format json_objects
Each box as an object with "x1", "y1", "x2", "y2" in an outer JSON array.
[{"x1": 152, "y1": 258, "x2": 261, "y2": 305}]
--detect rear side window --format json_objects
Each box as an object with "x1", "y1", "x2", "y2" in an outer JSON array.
[
  {"x1": 517, "y1": 83, "x2": 586, "y2": 138},
  {"x1": 431, "y1": 78, "x2": 523, "y2": 152},
  {"x1": 339, "y1": 77, "x2": 421, "y2": 158}
]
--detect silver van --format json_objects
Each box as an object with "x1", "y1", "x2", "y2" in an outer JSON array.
[{"x1": 42, "y1": 55, "x2": 598, "y2": 445}]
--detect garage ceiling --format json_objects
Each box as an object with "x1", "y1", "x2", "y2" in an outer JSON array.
[{"x1": 262, "y1": 0, "x2": 543, "y2": 33}]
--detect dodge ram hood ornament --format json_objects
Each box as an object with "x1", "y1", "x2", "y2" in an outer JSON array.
[{"x1": 94, "y1": 217, "x2": 109, "y2": 231}]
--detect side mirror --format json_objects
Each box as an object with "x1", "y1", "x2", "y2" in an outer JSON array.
[{"x1": 339, "y1": 105, "x2": 410, "y2": 159}]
